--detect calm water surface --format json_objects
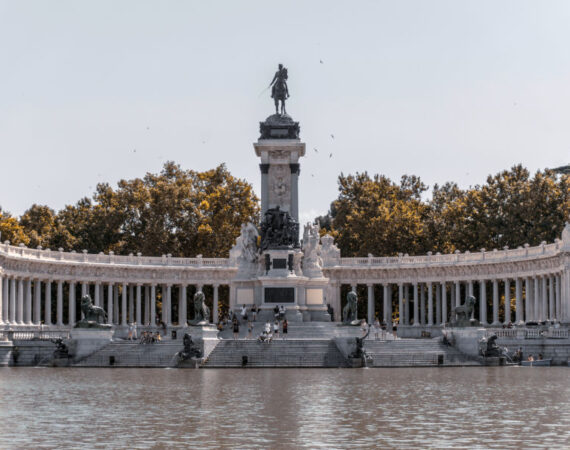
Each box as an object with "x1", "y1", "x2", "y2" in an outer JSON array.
[{"x1": 0, "y1": 367, "x2": 569, "y2": 449}]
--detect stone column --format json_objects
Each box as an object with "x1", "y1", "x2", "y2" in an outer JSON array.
[
  {"x1": 129, "y1": 284, "x2": 134, "y2": 323},
  {"x1": 94, "y1": 282, "x2": 101, "y2": 307},
  {"x1": 107, "y1": 283, "x2": 114, "y2": 325},
  {"x1": 81, "y1": 282, "x2": 87, "y2": 297},
  {"x1": 398, "y1": 284, "x2": 404, "y2": 326},
  {"x1": 386, "y1": 284, "x2": 392, "y2": 327},
  {"x1": 0, "y1": 276, "x2": 6, "y2": 324},
  {"x1": 25, "y1": 279, "x2": 32, "y2": 325},
  {"x1": 525, "y1": 277, "x2": 531, "y2": 322},
  {"x1": 45, "y1": 280, "x2": 52, "y2": 325},
  {"x1": 136, "y1": 284, "x2": 142, "y2": 326},
  {"x1": 56, "y1": 280, "x2": 63, "y2": 326},
  {"x1": 17, "y1": 278, "x2": 24, "y2": 324},
  {"x1": 9, "y1": 278, "x2": 16, "y2": 324},
  {"x1": 290, "y1": 163, "x2": 300, "y2": 221},
  {"x1": 404, "y1": 285, "x2": 410, "y2": 325},
  {"x1": 427, "y1": 283, "x2": 433, "y2": 326},
  {"x1": 435, "y1": 283, "x2": 441, "y2": 325},
  {"x1": 260, "y1": 163, "x2": 269, "y2": 215},
  {"x1": 144, "y1": 286, "x2": 150, "y2": 325},
  {"x1": 33, "y1": 280, "x2": 41, "y2": 325},
  {"x1": 383, "y1": 284, "x2": 389, "y2": 324},
  {"x1": 212, "y1": 284, "x2": 219, "y2": 324},
  {"x1": 556, "y1": 275, "x2": 562, "y2": 321},
  {"x1": 532, "y1": 277, "x2": 541, "y2": 321},
  {"x1": 540, "y1": 276, "x2": 548, "y2": 320},
  {"x1": 420, "y1": 284, "x2": 425, "y2": 325},
  {"x1": 366, "y1": 284, "x2": 374, "y2": 324},
  {"x1": 166, "y1": 285, "x2": 172, "y2": 326},
  {"x1": 455, "y1": 281, "x2": 461, "y2": 309},
  {"x1": 441, "y1": 282, "x2": 447, "y2": 325},
  {"x1": 492, "y1": 279, "x2": 499, "y2": 326},
  {"x1": 515, "y1": 278, "x2": 523, "y2": 324},
  {"x1": 549, "y1": 276, "x2": 555, "y2": 321},
  {"x1": 69, "y1": 282, "x2": 76, "y2": 326},
  {"x1": 179, "y1": 285, "x2": 187, "y2": 326},
  {"x1": 468, "y1": 280, "x2": 474, "y2": 297},
  {"x1": 412, "y1": 283, "x2": 419, "y2": 326},
  {"x1": 504, "y1": 279, "x2": 511, "y2": 325},
  {"x1": 121, "y1": 283, "x2": 127, "y2": 326},
  {"x1": 479, "y1": 280, "x2": 487, "y2": 325},
  {"x1": 150, "y1": 285, "x2": 156, "y2": 326}
]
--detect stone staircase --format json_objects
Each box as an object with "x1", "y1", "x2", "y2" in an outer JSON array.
[
  {"x1": 364, "y1": 339, "x2": 481, "y2": 367},
  {"x1": 217, "y1": 321, "x2": 363, "y2": 341},
  {"x1": 202, "y1": 339, "x2": 348, "y2": 368},
  {"x1": 73, "y1": 339, "x2": 184, "y2": 368}
]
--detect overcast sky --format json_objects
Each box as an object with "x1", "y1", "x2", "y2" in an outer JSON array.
[{"x1": 1, "y1": 1, "x2": 569, "y2": 225}]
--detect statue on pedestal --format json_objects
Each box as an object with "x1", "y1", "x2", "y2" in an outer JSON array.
[
  {"x1": 452, "y1": 295, "x2": 477, "y2": 327},
  {"x1": 343, "y1": 291, "x2": 359, "y2": 325},
  {"x1": 260, "y1": 206, "x2": 299, "y2": 250},
  {"x1": 75, "y1": 295, "x2": 110, "y2": 328},
  {"x1": 269, "y1": 64, "x2": 289, "y2": 115},
  {"x1": 189, "y1": 291, "x2": 210, "y2": 326}
]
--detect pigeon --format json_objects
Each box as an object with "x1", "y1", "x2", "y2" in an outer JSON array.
[
  {"x1": 311, "y1": 174, "x2": 315, "y2": 177},
  {"x1": 320, "y1": 59, "x2": 324, "y2": 64},
  {"x1": 314, "y1": 147, "x2": 318, "y2": 153},
  {"x1": 146, "y1": 126, "x2": 150, "y2": 130},
  {"x1": 330, "y1": 134, "x2": 335, "y2": 139},
  {"x1": 133, "y1": 149, "x2": 137, "y2": 153},
  {"x1": 329, "y1": 153, "x2": 333, "y2": 158}
]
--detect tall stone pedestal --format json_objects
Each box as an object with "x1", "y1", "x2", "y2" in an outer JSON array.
[{"x1": 69, "y1": 327, "x2": 114, "y2": 360}]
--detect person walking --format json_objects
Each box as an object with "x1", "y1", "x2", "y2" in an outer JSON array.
[
  {"x1": 233, "y1": 318, "x2": 240, "y2": 340},
  {"x1": 273, "y1": 320, "x2": 279, "y2": 339}
]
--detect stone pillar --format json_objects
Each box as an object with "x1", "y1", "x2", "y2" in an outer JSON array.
[
  {"x1": 69, "y1": 282, "x2": 76, "y2": 326},
  {"x1": 161, "y1": 285, "x2": 168, "y2": 325},
  {"x1": 435, "y1": 283, "x2": 441, "y2": 325},
  {"x1": 515, "y1": 278, "x2": 523, "y2": 324},
  {"x1": 479, "y1": 280, "x2": 487, "y2": 325},
  {"x1": 455, "y1": 281, "x2": 461, "y2": 309},
  {"x1": 290, "y1": 163, "x2": 300, "y2": 221},
  {"x1": 525, "y1": 277, "x2": 531, "y2": 322},
  {"x1": 166, "y1": 285, "x2": 172, "y2": 326},
  {"x1": 94, "y1": 282, "x2": 100, "y2": 307},
  {"x1": 107, "y1": 283, "x2": 114, "y2": 325},
  {"x1": 404, "y1": 285, "x2": 410, "y2": 325},
  {"x1": 81, "y1": 282, "x2": 87, "y2": 297},
  {"x1": 9, "y1": 278, "x2": 16, "y2": 324},
  {"x1": 121, "y1": 283, "x2": 127, "y2": 326},
  {"x1": 144, "y1": 286, "x2": 150, "y2": 325},
  {"x1": 468, "y1": 280, "x2": 474, "y2": 297},
  {"x1": 213, "y1": 284, "x2": 219, "y2": 324},
  {"x1": 260, "y1": 163, "x2": 269, "y2": 215},
  {"x1": 179, "y1": 285, "x2": 187, "y2": 327},
  {"x1": 427, "y1": 283, "x2": 433, "y2": 326},
  {"x1": 367, "y1": 283, "x2": 374, "y2": 324},
  {"x1": 534, "y1": 276, "x2": 540, "y2": 322},
  {"x1": 420, "y1": 284, "x2": 425, "y2": 325},
  {"x1": 25, "y1": 279, "x2": 32, "y2": 325},
  {"x1": 492, "y1": 279, "x2": 499, "y2": 326},
  {"x1": 441, "y1": 282, "x2": 447, "y2": 325},
  {"x1": 129, "y1": 284, "x2": 134, "y2": 323},
  {"x1": 398, "y1": 284, "x2": 404, "y2": 326},
  {"x1": 136, "y1": 284, "x2": 142, "y2": 326},
  {"x1": 56, "y1": 280, "x2": 63, "y2": 326},
  {"x1": 504, "y1": 279, "x2": 511, "y2": 325},
  {"x1": 0, "y1": 276, "x2": 6, "y2": 324},
  {"x1": 541, "y1": 276, "x2": 547, "y2": 322},
  {"x1": 383, "y1": 284, "x2": 389, "y2": 324},
  {"x1": 556, "y1": 274, "x2": 562, "y2": 321},
  {"x1": 150, "y1": 285, "x2": 156, "y2": 326},
  {"x1": 45, "y1": 280, "x2": 52, "y2": 325},
  {"x1": 549, "y1": 276, "x2": 555, "y2": 321},
  {"x1": 412, "y1": 283, "x2": 419, "y2": 326},
  {"x1": 17, "y1": 278, "x2": 24, "y2": 324}
]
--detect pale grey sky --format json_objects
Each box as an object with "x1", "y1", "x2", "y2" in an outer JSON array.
[{"x1": 1, "y1": 1, "x2": 569, "y2": 225}]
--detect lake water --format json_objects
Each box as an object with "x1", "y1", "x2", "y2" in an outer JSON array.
[{"x1": 0, "y1": 367, "x2": 569, "y2": 449}]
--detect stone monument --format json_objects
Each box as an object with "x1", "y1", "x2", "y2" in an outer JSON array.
[
  {"x1": 69, "y1": 295, "x2": 114, "y2": 360},
  {"x1": 189, "y1": 291, "x2": 210, "y2": 326}
]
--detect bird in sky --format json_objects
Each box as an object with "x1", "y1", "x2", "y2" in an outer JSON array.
[
  {"x1": 311, "y1": 174, "x2": 315, "y2": 177},
  {"x1": 133, "y1": 149, "x2": 137, "y2": 153},
  {"x1": 320, "y1": 59, "x2": 324, "y2": 64},
  {"x1": 146, "y1": 126, "x2": 150, "y2": 130},
  {"x1": 329, "y1": 153, "x2": 333, "y2": 158},
  {"x1": 330, "y1": 134, "x2": 335, "y2": 139},
  {"x1": 314, "y1": 147, "x2": 318, "y2": 153}
]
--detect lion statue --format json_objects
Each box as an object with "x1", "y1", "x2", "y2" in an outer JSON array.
[
  {"x1": 343, "y1": 291, "x2": 358, "y2": 324},
  {"x1": 189, "y1": 290, "x2": 210, "y2": 325},
  {"x1": 453, "y1": 295, "x2": 476, "y2": 325},
  {"x1": 76, "y1": 295, "x2": 107, "y2": 326}
]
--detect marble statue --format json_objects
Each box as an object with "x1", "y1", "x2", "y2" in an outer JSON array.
[
  {"x1": 320, "y1": 234, "x2": 341, "y2": 266},
  {"x1": 343, "y1": 291, "x2": 359, "y2": 325},
  {"x1": 302, "y1": 222, "x2": 323, "y2": 277},
  {"x1": 189, "y1": 290, "x2": 210, "y2": 325},
  {"x1": 75, "y1": 295, "x2": 109, "y2": 328},
  {"x1": 269, "y1": 63, "x2": 289, "y2": 115}
]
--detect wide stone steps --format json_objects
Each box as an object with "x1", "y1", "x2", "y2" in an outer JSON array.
[
  {"x1": 202, "y1": 339, "x2": 348, "y2": 368},
  {"x1": 74, "y1": 340, "x2": 184, "y2": 368},
  {"x1": 217, "y1": 322, "x2": 364, "y2": 340}
]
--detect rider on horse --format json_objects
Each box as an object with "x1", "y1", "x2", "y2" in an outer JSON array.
[{"x1": 270, "y1": 64, "x2": 289, "y2": 114}]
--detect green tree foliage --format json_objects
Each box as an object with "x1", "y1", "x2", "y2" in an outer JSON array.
[
  {"x1": 0, "y1": 207, "x2": 29, "y2": 245},
  {"x1": 326, "y1": 165, "x2": 570, "y2": 257},
  {"x1": 18, "y1": 162, "x2": 259, "y2": 257}
]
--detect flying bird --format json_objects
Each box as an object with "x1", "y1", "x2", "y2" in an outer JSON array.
[
  {"x1": 320, "y1": 59, "x2": 324, "y2": 64},
  {"x1": 329, "y1": 153, "x2": 333, "y2": 158},
  {"x1": 330, "y1": 134, "x2": 335, "y2": 139},
  {"x1": 314, "y1": 147, "x2": 318, "y2": 153}
]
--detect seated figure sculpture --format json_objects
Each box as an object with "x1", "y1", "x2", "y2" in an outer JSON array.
[
  {"x1": 343, "y1": 291, "x2": 359, "y2": 325},
  {"x1": 189, "y1": 290, "x2": 210, "y2": 326}
]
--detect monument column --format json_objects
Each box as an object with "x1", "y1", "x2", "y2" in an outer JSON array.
[
  {"x1": 17, "y1": 278, "x2": 24, "y2": 324},
  {"x1": 0, "y1": 276, "x2": 5, "y2": 324},
  {"x1": 150, "y1": 284, "x2": 156, "y2": 327},
  {"x1": 441, "y1": 282, "x2": 447, "y2": 325},
  {"x1": 504, "y1": 279, "x2": 511, "y2": 325},
  {"x1": 94, "y1": 282, "x2": 101, "y2": 307},
  {"x1": 479, "y1": 280, "x2": 487, "y2": 325},
  {"x1": 420, "y1": 284, "x2": 425, "y2": 325},
  {"x1": 515, "y1": 278, "x2": 523, "y2": 324},
  {"x1": 10, "y1": 277, "x2": 16, "y2": 324},
  {"x1": 260, "y1": 164, "x2": 270, "y2": 215},
  {"x1": 492, "y1": 279, "x2": 499, "y2": 325},
  {"x1": 412, "y1": 283, "x2": 419, "y2": 326},
  {"x1": 290, "y1": 163, "x2": 300, "y2": 221},
  {"x1": 129, "y1": 284, "x2": 135, "y2": 324},
  {"x1": 25, "y1": 279, "x2": 32, "y2": 325},
  {"x1": 398, "y1": 284, "x2": 403, "y2": 326},
  {"x1": 383, "y1": 284, "x2": 389, "y2": 324},
  {"x1": 69, "y1": 282, "x2": 76, "y2": 326},
  {"x1": 534, "y1": 276, "x2": 540, "y2": 321},
  {"x1": 213, "y1": 284, "x2": 219, "y2": 324},
  {"x1": 107, "y1": 283, "x2": 114, "y2": 325},
  {"x1": 165, "y1": 285, "x2": 172, "y2": 326},
  {"x1": 81, "y1": 282, "x2": 87, "y2": 297},
  {"x1": 427, "y1": 282, "x2": 433, "y2": 326},
  {"x1": 549, "y1": 276, "x2": 555, "y2": 321},
  {"x1": 556, "y1": 274, "x2": 562, "y2": 321},
  {"x1": 144, "y1": 286, "x2": 150, "y2": 325},
  {"x1": 56, "y1": 280, "x2": 63, "y2": 326},
  {"x1": 435, "y1": 283, "x2": 441, "y2": 325},
  {"x1": 404, "y1": 285, "x2": 410, "y2": 325},
  {"x1": 525, "y1": 277, "x2": 531, "y2": 322},
  {"x1": 136, "y1": 284, "x2": 142, "y2": 326},
  {"x1": 366, "y1": 284, "x2": 374, "y2": 324},
  {"x1": 45, "y1": 279, "x2": 52, "y2": 325},
  {"x1": 454, "y1": 281, "x2": 461, "y2": 309},
  {"x1": 541, "y1": 276, "x2": 548, "y2": 321},
  {"x1": 121, "y1": 283, "x2": 127, "y2": 326},
  {"x1": 179, "y1": 284, "x2": 187, "y2": 327}
]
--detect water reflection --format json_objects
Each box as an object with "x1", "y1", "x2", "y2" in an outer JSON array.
[{"x1": 0, "y1": 367, "x2": 568, "y2": 448}]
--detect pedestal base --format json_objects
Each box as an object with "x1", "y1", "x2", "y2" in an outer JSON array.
[{"x1": 69, "y1": 327, "x2": 115, "y2": 360}]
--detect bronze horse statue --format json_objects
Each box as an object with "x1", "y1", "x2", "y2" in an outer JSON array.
[{"x1": 269, "y1": 64, "x2": 289, "y2": 115}]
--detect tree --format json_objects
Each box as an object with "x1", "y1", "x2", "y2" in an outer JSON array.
[{"x1": 0, "y1": 207, "x2": 29, "y2": 246}]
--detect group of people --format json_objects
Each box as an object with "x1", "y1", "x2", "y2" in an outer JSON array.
[
  {"x1": 139, "y1": 331, "x2": 162, "y2": 344},
  {"x1": 357, "y1": 318, "x2": 396, "y2": 340},
  {"x1": 258, "y1": 319, "x2": 288, "y2": 342}
]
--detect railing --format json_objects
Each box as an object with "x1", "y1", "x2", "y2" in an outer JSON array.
[
  {"x1": 0, "y1": 329, "x2": 70, "y2": 341},
  {"x1": 489, "y1": 327, "x2": 569, "y2": 339},
  {"x1": 0, "y1": 242, "x2": 232, "y2": 268}
]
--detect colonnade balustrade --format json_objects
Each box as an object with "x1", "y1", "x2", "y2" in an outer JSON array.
[
  {"x1": 0, "y1": 275, "x2": 226, "y2": 328},
  {"x1": 328, "y1": 273, "x2": 564, "y2": 326}
]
